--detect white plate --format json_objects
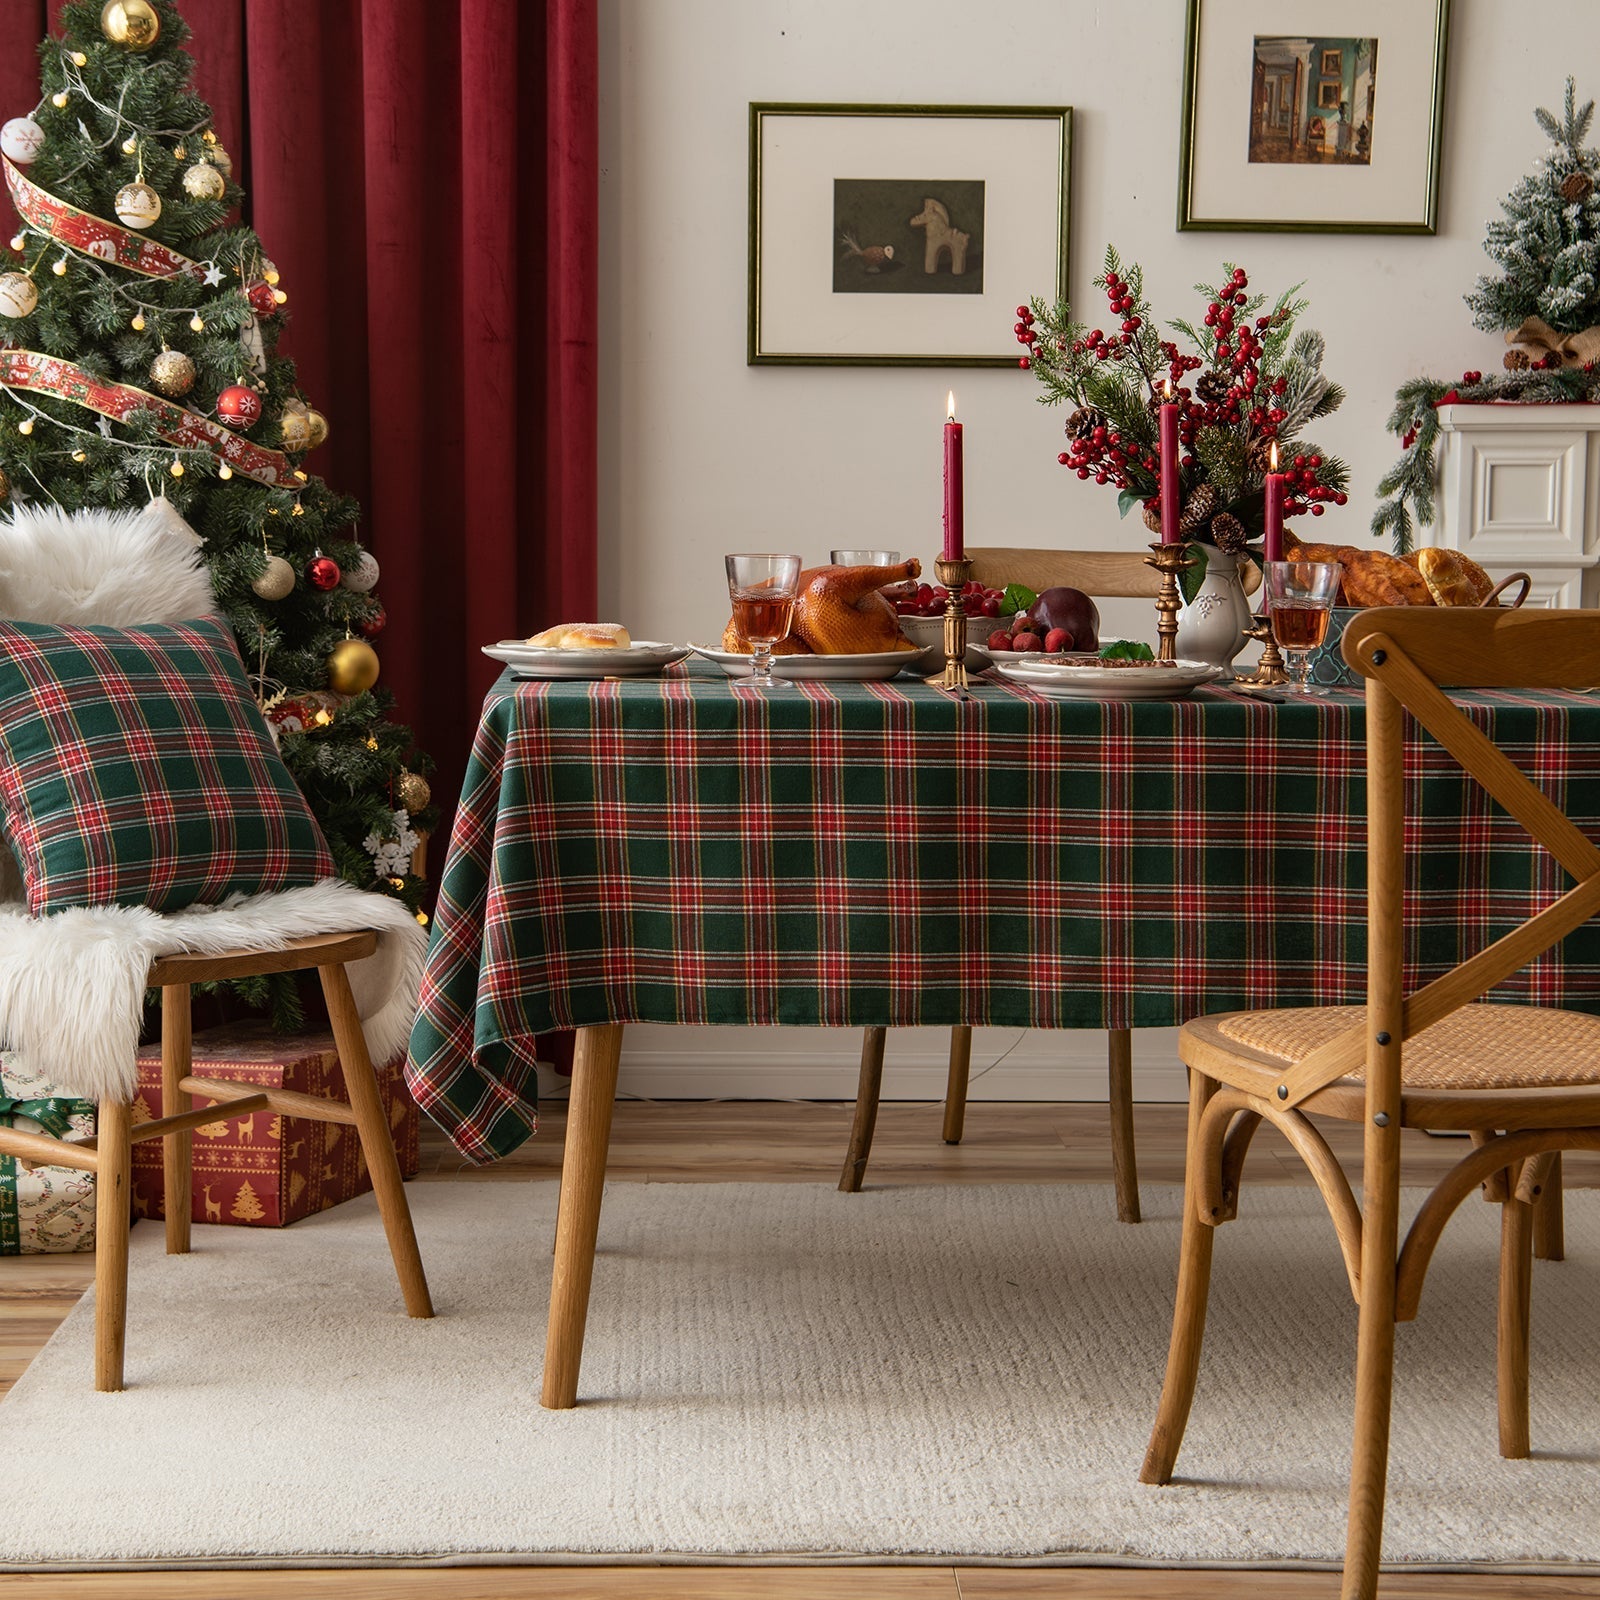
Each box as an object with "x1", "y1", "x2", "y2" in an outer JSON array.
[
  {"x1": 969, "y1": 635, "x2": 1131, "y2": 671},
  {"x1": 991, "y1": 656, "x2": 1224, "y2": 700},
  {"x1": 482, "y1": 640, "x2": 689, "y2": 679},
  {"x1": 689, "y1": 643, "x2": 924, "y2": 681}
]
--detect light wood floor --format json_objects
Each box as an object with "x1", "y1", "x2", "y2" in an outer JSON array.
[{"x1": 3, "y1": 1098, "x2": 1597, "y2": 1600}]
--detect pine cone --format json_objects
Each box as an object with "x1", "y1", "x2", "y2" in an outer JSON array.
[
  {"x1": 1179, "y1": 483, "x2": 1221, "y2": 534},
  {"x1": 1209, "y1": 512, "x2": 1248, "y2": 554},
  {"x1": 1561, "y1": 170, "x2": 1595, "y2": 204},
  {"x1": 1194, "y1": 370, "x2": 1229, "y2": 407},
  {"x1": 1504, "y1": 347, "x2": 1532, "y2": 371},
  {"x1": 1066, "y1": 406, "x2": 1106, "y2": 441},
  {"x1": 1246, "y1": 437, "x2": 1275, "y2": 474}
]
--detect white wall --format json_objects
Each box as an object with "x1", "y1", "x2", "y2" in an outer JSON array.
[{"x1": 593, "y1": 0, "x2": 1589, "y2": 1102}]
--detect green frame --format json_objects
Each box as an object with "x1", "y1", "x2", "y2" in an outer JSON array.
[
  {"x1": 1176, "y1": 0, "x2": 1451, "y2": 234},
  {"x1": 747, "y1": 102, "x2": 1073, "y2": 367}
]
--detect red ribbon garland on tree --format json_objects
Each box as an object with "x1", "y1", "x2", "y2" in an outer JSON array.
[
  {"x1": 0, "y1": 348, "x2": 304, "y2": 488},
  {"x1": 4, "y1": 156, "x2": 218, "y2": 285}
]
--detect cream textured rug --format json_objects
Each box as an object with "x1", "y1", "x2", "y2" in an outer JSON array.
[{"x1": 3, "y1": 1182, "x2": 1598, "y2": 1571}]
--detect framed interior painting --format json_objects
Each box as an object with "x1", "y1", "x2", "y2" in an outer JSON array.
[
  {"x1": 748, "y1": 103, "x2": 1072, "y2": 366},
  {"x1": 1178, "y1": 0, "x2": 1450, "y2": 233}
]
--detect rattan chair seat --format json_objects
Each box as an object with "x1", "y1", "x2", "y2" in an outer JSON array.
[{"x1": 1215, "y1": 1002, "x2": 1600, "y2": 1090}]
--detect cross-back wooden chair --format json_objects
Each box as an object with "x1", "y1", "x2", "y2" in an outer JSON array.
[
  {"x1": 839, "y1": 546, "x2": 1261, "y2": 1215},
  {"x1": 1140, "y1": 606, "x2": 1600, "y2": 1600}
]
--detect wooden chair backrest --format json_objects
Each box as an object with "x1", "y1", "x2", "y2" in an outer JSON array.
[
  {"x1": 967, "y1": 545, "x2": 1261, "y2": 600},
  {"x1": 1274, "y1": 606, "x2": 1600, "y2": 1109}
]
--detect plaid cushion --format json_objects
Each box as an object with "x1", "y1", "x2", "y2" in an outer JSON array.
[{"x1": 0, "y1": 616, "x2": 334, "y2": 915}]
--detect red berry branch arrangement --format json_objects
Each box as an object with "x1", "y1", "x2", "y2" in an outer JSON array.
[{"x1": 1015, "y1": 246, "x2": 1349, "y2": 573}]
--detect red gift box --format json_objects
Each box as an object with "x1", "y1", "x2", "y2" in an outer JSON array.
[{"x1": 131, "y1": 1023, "x2": 420, "y2": 1228}]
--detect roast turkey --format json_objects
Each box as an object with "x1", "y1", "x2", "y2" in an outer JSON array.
[{"x1": 721, "y1": 558, "x2": 921, "y2": 655}]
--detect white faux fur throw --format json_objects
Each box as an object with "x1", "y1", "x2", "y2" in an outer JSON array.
[
  {"x1": 0, "y1": 881, "x2": 427, "y2": 1103},
  {"x1": 0, "y1": 501, "x2": 429, "y2": 1102}
]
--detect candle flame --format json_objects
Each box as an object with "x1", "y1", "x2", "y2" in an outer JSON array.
[
  {"x1": 1270, "y1": 440, "x2": 1279, "y2": 472},
  {"x1": 1163, "y1": 377, "x2": 1173, "y2": 399},
  {"x1": 947, "y1": 391, "x2": 956, "y2": 421}
]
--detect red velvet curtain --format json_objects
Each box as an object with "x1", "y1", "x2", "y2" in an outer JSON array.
[{"x1": 1, "y1": 0, "x2": 599, "y2": 823}]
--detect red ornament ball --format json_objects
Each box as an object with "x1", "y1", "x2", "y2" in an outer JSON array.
[
  {"x1": 216, "y1": 383, "x2": 262, "y2": 431},
  {"x1": 306, "y1": 554, "x2": 341, "y2": 590},
  {"x1": 357, "y1": 603, "x2": 387, "y2": 640},
  {"x1": 247, "y1": 280, "x2": 278, "y2": 316}
]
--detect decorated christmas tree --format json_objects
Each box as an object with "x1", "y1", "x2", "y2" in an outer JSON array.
[
  {"x1": 1465, "y1": 77, "x2": 1600, "y2": 339},
  {"x1": 0, "y1": 1, "x2": 436, "y2": 1019}
]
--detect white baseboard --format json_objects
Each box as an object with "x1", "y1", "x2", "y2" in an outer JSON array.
[{"x1": 538, "y1": 1025, "x2": 1189, "y2": 1103}]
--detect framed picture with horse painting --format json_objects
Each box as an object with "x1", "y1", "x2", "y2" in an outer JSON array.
[
  {"x1": 748, "y1": 104, "x2": 1072, "y2": 366},
  {"x1": 1178, "y1": 0, "x2": 1451, "y2": 233}
]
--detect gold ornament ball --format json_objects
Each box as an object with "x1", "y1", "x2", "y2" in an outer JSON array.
[
  {"x1": 100, "y1": 0, "x2": 161, "y2": 51},
  {"x1": 209, "y1": 141, "x2": 234, "y2": 177},
  {"x1": 326, "y1": 638, "x2": 380, "y2": 695},
  {"x1": 396, "y1": 771, "x2": 431, "y2": 814},
  {"x1": 114, "y1": 180, "x2": 162, "y2": 229},
  {"x1": 250, "y1": 554, "x2": 295, "y2": 601},
  {"x1": 149, "y1": 348, "x2": 196, "y2": 397},
  {"x1": 279, "y1": 397, "x2": 312, "y2": 452},
  {"x1": 304, "y1": 409, "x2": 329, "y2": 450},
  {"x1": 182, "y1": 162, "x2": 226, "y2": 201},
  {"x1": 0, "y1": 271, "x2": 39, "y2": 319}
]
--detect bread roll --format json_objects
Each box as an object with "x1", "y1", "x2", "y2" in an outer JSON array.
[
  {"x1": 526, "y1": 622, "x2": 633, "y2": 649},
  {"x1": 1416, "y1": 547, "x2": 1495, "y2": 607},
  {"x1": 1336, "y1": 546, "x2": 1434, "y2": 607}
]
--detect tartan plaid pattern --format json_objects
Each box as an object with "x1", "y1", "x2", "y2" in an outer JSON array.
[
  {"x1": 0, "y1": 616, "x2": 334, "y2": 915},
  {"x1": 408, "y1": 663, "x2": 1600, "y2": 1163}
]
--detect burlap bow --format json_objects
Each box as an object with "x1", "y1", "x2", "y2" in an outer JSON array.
[{"x1": 1507, "y1": 315, "x2": 1600, "y2": 368}]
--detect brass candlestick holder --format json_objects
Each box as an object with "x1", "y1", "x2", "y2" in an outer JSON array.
[
  {"x1": 1144, "y1": 541, "x2": 1193, "y2": 663},
  {"x1": 1234, "y1": 613, "x2": 1290, "y2": 687},
  {"x1": 925, "y1": 555, "x2": 973, "y2": 690}
]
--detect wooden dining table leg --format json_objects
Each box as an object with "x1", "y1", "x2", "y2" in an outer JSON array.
[
  {"x1": 941, "y1": 1025, "x2": 973, "y2": 1144},
  {"x1": 838, "y1": 1027, "x2": 886, "y2": 1193},
  {"x1": 542, "y1": 1023, "x2": 624, "y2": 1409},
  {"x1": 1107, "y1": 1028, "x2": 1140, "y2": 1224}
]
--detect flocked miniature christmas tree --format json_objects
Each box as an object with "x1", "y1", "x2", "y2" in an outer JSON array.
[
  {"x1": 1373, "y1": 79, "x2": 1600, "y2": 551},
  {"x1": 1465, "y1": 77, "x2": 1600, "y2": 340},
  {"x1": 0, "y1": 0, "x2": 436, "y2": 1020}
]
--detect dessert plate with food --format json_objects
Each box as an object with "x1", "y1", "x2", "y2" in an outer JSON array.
[
  {"x1": 483, "y1": 623, "x2": 689, "y2": 679},
  {"x1": 699, "y1": 556, "x2": 937, "y2": 680},
  {"x1": 991, "y1": 654, "x2": 1225, "y2": 701}
]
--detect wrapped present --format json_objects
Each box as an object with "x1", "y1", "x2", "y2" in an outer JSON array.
[
  {"x1": 130, "y1": 1023, "x2": 419, "y2": 1228},
  {"x1": 0, "y1": 1056, "x2": 96, "y2": 1255}
]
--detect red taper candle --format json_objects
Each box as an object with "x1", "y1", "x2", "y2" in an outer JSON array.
[
  {"x1": 1159, "y1": 380, "x2": 1180, "y2": 545},
  {"x1": 943, "y1": 391, "x2": 964, "y2": 560},
  {"x1": 1263, "y1": 440, "x2": 1285, "y2": 563}
]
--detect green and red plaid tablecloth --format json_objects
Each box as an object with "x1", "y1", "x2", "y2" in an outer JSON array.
[{"x1": 406, "y1": 662, "x2": 1600, "y2": 1162}]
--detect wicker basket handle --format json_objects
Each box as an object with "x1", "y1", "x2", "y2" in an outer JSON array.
[{"x1": 1481, "y1": 572, "x2": 1532, "y2": 609}]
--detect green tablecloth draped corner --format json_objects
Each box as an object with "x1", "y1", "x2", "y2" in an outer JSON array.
[{"x1": 407, "y1": 663, "x2": 1600, "y2": 1163}]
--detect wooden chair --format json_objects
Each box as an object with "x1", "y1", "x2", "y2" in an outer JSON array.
[
  {"x1": 0, "y1": 932, "x2": 434, "y2": 1391},
  {"x1": 1140, "y1": 606, "x2": 1600, "y2": 1600},
  {"x1": 839, "y1": 546, "x2": 1262, "y2": 1214}
]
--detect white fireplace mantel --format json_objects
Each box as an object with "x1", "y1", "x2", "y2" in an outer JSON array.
[{"x1": 1432, "y1": 403, "x2": 1600, "y2": 608}]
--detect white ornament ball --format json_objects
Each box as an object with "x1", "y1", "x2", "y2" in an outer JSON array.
[
  {"x1": 0, "y1": 271, "x2": 38, "y2": 318},
  {"x1": 209, "y1": 141, "x2": 233, "y2": 177},
  {"x1": 340, "y1": 549, "x2": 380, "y2": 593},
  {"x1": 0, "y1": 117, "x2": 46, "y2": 165},
  {"x1": 251, "y1": 554, "x2": 296, "y2": 601},
  {"x1": 114, "y1": 180, "x2": 161, "y2": 228},
  {"x1": 182, "y1": 161, "x2": 226, "y2": 201}
]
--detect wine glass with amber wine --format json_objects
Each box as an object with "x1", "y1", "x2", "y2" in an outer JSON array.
[
  {"x1": 1265, "y1": 560, "x2": 1343, "y2": 695},
  {"x1": 725, "y1": 553, "x2": 802, "y2": 689}
]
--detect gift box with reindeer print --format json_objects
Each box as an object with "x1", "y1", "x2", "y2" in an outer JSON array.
[{"x1": 130, "y1": 1024, "x2": 419, "y2": 1227}]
